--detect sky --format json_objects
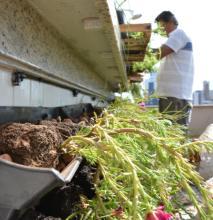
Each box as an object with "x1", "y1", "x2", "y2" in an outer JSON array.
[{"x1": 120, "y1": 0, "x2": 213, "y2": 91}]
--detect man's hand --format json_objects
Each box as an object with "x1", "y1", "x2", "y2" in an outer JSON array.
[
  {"x1": 152, "y1": 45, "x2": 174, "y2": 60},
  {"x1": 159, "y1": 44, "x2": 174, "y2": 59}
]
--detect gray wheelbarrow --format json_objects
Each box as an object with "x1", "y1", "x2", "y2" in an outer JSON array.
[{"x1": 0, "y1": 156, "x2": 82, "y2": 220}]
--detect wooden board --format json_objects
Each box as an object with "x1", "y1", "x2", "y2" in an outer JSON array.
[
  {"x1": 124, "y1": 45, "x2": 147, "y2": 51},
  {"x1": 128, "y1": 73, "x2": 144, "y2": 83},
  {"x1": 120, "y1": 23, "x2": 151, "y2": 63},
  {"x1": 123, "y1": 38, "x2": 146, "y2": 46},
  {"x1": 120, "y1": 23, "x2": 151, "y2": 32},
  {"x1": 125, "y1": 54, "x2": 145, "y2": 62}
]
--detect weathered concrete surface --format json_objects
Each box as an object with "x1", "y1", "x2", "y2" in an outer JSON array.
[{"x1": 0, "y1": 0, "x2": 111, "y2": 99}]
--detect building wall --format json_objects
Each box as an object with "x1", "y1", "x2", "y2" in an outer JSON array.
[
  {"x1": 0, "y1": 0, "x2": 110, "y2": 107},
  {"x1": 143, "y1": 73, "x2": 158, "y2": 105},
  {"x1": 0, "y1": 66, "x2": 106, "y2": 107}
]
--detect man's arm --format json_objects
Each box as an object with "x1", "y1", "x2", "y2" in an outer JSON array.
[
  {"x1": 152, "y1": 45, "x2": 174, "y2": 60},
  {"x1": 159, "y1": 44, "x2": 174, "y2": 59}
]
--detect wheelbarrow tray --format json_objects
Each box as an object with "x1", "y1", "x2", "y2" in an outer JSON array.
[{"x1": 0, "y1": 156, "x2": 82, "y2": 220}]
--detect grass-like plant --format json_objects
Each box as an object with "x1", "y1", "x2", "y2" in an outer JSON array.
[{"x1": 62, "y1": 100, "x2": 213, "y2": 219}]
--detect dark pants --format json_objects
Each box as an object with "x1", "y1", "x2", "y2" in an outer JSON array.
[{"x1": 159, "y1": 97, "x2": 192, "y2": 126}]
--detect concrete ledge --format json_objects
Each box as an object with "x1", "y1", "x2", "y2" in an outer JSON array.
[{"x1": 189, "y1": 105, "x2": 213, "y2": 137}]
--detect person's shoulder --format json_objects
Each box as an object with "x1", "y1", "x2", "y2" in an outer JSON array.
[
  {"x1": 171, "y1": 28, "x2": 185, "y2": 35},
  {"x1": 171, "y1": 28, "x2": 190, "y2": 39}
]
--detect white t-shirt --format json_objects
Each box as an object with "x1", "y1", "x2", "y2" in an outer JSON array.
[{"x1": 156, "y1": 28, "x2": 194, "y2": 100}]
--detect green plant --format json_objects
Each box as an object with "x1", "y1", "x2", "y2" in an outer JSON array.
[
  {"x1": 62, "y1": 100, "x2": 213, "y2": 220},
  {"x1": 128, "y1": 32, "x2": 144, "y2": 40},
  {"x1": 132, "y1": 46, "x2": 159, "y2": 73},
  {"x1": 131, "y1": 23, "x2": 167, "y2": 74},
  {"x1": 129, "y1": 83, "x2": 143, "y2": 98}
]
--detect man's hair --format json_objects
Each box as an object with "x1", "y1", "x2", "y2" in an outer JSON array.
[{"x1": 155, "y1": 11, "x2": 178, "y2": 26}]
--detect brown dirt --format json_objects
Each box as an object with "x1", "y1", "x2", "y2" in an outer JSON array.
[
  {"x1": 0, "y1": 113, "x2": 97, "y2": 219},
  {"x1": 0, "y1": 119, "x2": 81, "y2": 168},
  {"x1": 0, "y1": 108, "x2": 99, "y2": 220},
  {"x1": 39, "y1": 118, "x2": 80, "y2": 141},
  {"x1": 0, "y1": 123, "x2": 61, "y2": 167}
]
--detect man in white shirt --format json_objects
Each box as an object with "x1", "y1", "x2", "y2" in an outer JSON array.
[{"x1": 155, "y1": 11, "x2": 194, "y2": 126}]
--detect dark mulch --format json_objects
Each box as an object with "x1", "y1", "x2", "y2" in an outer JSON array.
[{"x1": 20, "y1": 160, "x2": 97, "y2": 220}]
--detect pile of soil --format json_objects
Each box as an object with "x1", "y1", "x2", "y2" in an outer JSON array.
[
  {"x1": 0, "y1": 118, "x2": 81, "y2": 168},
  {"x1": 39, "y1": 118, "x2": 81, "y2": 141},
  {"x1": 0, "y1": 123, "x2": 62, "y2": 167},
  {"x1": 0, "y1": 113, "x2": 97, "y2": 219}
]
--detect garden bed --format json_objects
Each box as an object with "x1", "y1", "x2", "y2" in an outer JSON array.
[{"x1": 0, "y1": 101, "x2": 212, "y2": 220}]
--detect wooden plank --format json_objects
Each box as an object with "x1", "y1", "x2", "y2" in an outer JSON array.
[
  {"x1": 123, "y1": 36, "x2": 150, "y2": 47},
  {"x1": 124, "y1": 45, "x2": 147, "y2": 51},
  {"x1": 123, "y1": 38, "x2": 145, "y2": 45},
  {"x1": 125, "y1": 52, "x2": 145, "y2": 56},
  {"x1": 125, "y1": 55, "x2": 145, "y2": 62},
  {"x1": 120, "y1": 23, "x2": 151, "y2": 32},
  {"x1": 128, "y1": 74, "x2": 144, "y2": 83},
  {"x1": 126, "y1": 61, "x2": 141, "y2": 64},
  {"x1": 121, "y1": 23, "x2": 151, "y2": 64},
  {"x1": 123, "y1": 33, "x2": 151, "y2": 41},
  {"x1": 126, "y1": 54, "x2": 145, "y2": 58}
]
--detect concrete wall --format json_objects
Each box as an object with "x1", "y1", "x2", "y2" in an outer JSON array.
[
  {"x1": 0, "y1": 0, "x2": 110, "y2": 107},
  {"x1": 189, "y1": 105, "x2": 213, "y2": 137}
]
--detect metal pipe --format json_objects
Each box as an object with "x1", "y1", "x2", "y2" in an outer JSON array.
[{"x1": 0, "y1": 52, "x2": 108, "y2": 99}]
